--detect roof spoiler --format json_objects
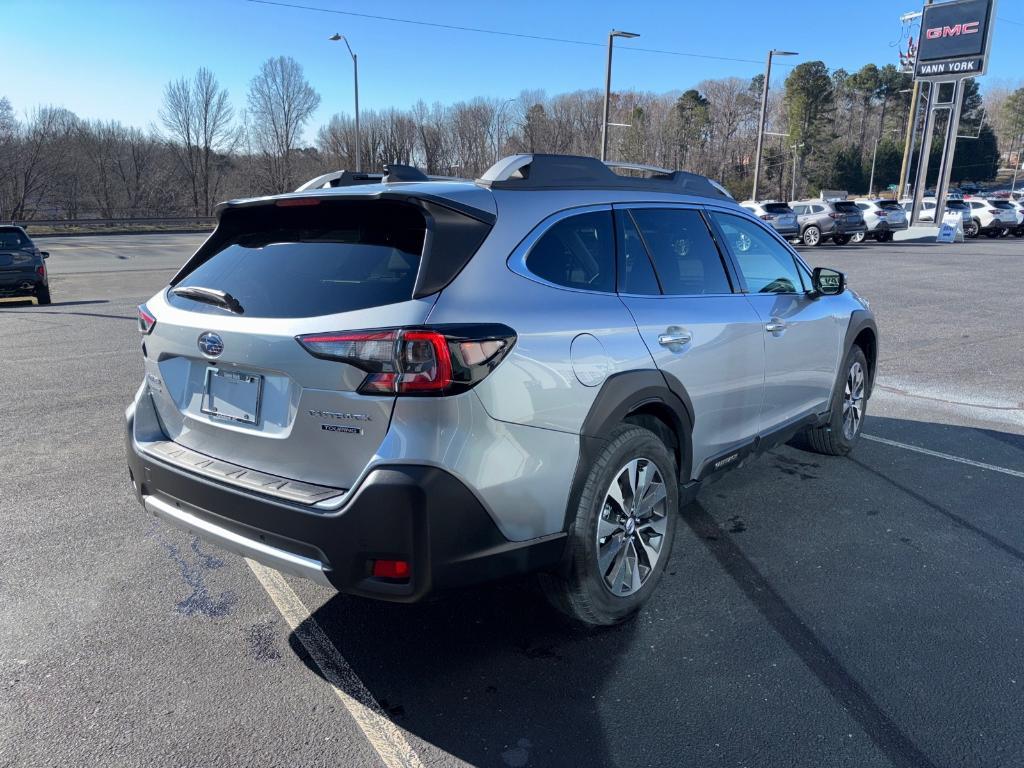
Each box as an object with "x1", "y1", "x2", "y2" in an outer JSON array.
[{"x1": 477, "y1": 154, "x2": 733, "y2": 199}]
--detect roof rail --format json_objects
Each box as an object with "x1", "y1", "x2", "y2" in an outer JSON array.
[
  {"x1": 477, "y1": 153, "x2": 733, "y2": 199},
  {"x1": 295, "y1": 170, "x2": 383, "y2": 191}
]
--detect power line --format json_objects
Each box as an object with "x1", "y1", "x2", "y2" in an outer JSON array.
[
  {"x1": 244, "y1": 0, "x2": 777, "y2": 67},
  {"x1": 997, "y1": 16, "x2": 1024, "y2": 26}
]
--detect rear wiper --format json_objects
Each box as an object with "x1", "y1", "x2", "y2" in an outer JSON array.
[{"x1": 170, "y1": 286, "x2": 245, "y2": 315}]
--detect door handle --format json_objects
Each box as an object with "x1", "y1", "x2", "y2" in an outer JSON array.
[
  {"x1": 765, "y1": 320, "x2": 787, "y2": 334},
  {"x1": 658, "y1": 330, "x2": 692, "y2": 347}
]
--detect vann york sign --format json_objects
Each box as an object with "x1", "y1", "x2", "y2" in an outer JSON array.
[{"x1": 914, "y1": 0, "x2": 996, "y2": 80}]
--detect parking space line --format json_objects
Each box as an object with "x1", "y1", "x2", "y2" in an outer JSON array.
[
  {"x1": 245, "y1": 559, "x2": 425, "y2": 768},
  {"x1": 863, "y1": 434, "x2": 1024, "y2": 479}
]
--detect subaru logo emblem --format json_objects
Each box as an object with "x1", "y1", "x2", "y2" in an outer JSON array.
[{"x1": 197, "y1": 332, "x2": 224, "y2": 358}]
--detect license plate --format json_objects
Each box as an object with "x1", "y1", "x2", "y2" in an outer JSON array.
[
  {"x1": 778, "y1": 216, "x2": 796, "y2": 227},
  {"x1": 202, "y1": 368, "x2": 263, "y2": 424}
]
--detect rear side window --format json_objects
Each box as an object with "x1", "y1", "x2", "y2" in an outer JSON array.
[
  {"x1": 525, "y1": 211, "x2": 615, "y2": 293},
  {"x1": 169, "y1": 200, "x2": 428, "y2": 318},
  {"x1": 630, "y1": 208, "x2": 731, "y2": 296}
]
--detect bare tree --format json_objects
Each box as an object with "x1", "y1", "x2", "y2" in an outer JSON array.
[
  {"x1": 246, "y1": 56, "x2": 321, "y2": 192},
  {"x1": 159, "y1": 67, "x2": 235, "y2": 215}
]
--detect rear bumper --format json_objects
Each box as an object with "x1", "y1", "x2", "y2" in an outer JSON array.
[
  {"x1": 0, "y1": 276, "x2": 43, "y2": 297},
  {"x1": 125, "y1": 391, "x2": 566, "y2": 601}
]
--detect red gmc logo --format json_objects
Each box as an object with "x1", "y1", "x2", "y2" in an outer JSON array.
[{"x1": 925, "y1": 21, "x2": 980, "y2": 39}]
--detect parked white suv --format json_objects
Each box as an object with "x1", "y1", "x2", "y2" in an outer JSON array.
[
  {"x1": 966, "y1": 198, "x2": 1018, "y2": 237},
  {"x1": 738, "y1": 201, "x2": 799, "y2": 239},
  {"x1": 852, "y1": 199, "x2": 908, "y2": 243}
]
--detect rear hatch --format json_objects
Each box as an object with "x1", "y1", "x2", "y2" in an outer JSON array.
[
  {"x1": 832, "y1": 201, "x2": 864, "y2": 229},
  {"x1": 988, "y1": 200, "x2": 1018, "y2": 224},
  {"x1": 141, "y1": 193, "x2": 492, "y2": 490},
  {"x1": 760, "y1": 202, "x2": 797, "y2": 229},
  {"x1": 0, "y1": 250, "x2": 39, "y2": 289}
]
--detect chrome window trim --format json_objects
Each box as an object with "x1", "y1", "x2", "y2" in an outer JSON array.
[{"x1": 506, "y1": 204, "x2": 617, "y2": 295}]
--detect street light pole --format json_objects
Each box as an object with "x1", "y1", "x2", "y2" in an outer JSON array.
[
  {"x1": 600, "y1": 30, "x2": 639, "y2": 163},
  {"x1": 752, "y1": 49, "x2": 797, "y2": 201},
  {"x1": 329, "y1": 33, "x2": 361, "y2": 172}
]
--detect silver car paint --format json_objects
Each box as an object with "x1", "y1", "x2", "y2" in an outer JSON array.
[{"x1": 136, "y1": 178, "x2": 867, "y2": 545}]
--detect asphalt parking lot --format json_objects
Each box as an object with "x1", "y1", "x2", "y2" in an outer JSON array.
[{"x1": 1, "y1": 232, "x2": 1022, "y2": 768}]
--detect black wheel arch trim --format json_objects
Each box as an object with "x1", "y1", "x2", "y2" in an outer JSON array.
[
  {"x1": 561, "y1": 370, "x2": 694, "y2": 545},
  {"x1": 828, "y1": 309, "x2": 878, "y2": 413}
]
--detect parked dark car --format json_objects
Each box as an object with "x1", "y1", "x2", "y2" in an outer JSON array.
[{"x1": 0, "y1": 226, "x2": 50, "y2": 304}]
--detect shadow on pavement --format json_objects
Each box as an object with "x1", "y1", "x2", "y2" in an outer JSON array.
[
  {"x1": 291, "y1": 578, "x2": 632, "y2": 767},
  {"x1": 288, "y1": 415, "x2": 1023, "y2": 767}
]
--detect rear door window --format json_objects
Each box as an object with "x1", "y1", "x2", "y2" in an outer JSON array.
[
  {"x1": 615, "y1": 211, "x2": 660, "y2": 296},
  {"x1": 169, "y1": 200, "x2": 428, "y2": 318},
  {"x1": 525, "y1": 211, "x2": 615, "y2": 293},
  {"x1": 629, "y1": 208, "x2": 732, "y2": 296}
]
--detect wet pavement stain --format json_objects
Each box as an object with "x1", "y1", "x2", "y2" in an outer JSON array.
[{"x1": 154, "y1": 531, "x2": 238, "y2": 618}]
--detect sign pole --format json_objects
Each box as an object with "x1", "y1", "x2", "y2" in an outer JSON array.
[
  {"x1": 932, "y1": 79, "x2": 965, "y2": 225},
  {"x1": 910, "y1": 98, "x2": 939, "y2": 226}
]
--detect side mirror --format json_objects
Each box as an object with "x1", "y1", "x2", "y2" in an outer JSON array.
[
  {"x1": 812, "y1": 267, "x2": 845, "y2": 296},
  {"x1": 40, "y1": 251, "x2": 49, "y2": 259}
]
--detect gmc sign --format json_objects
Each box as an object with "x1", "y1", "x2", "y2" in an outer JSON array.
[{"x1": 915, "y1": 0, "x2": 994, "y2": 81}]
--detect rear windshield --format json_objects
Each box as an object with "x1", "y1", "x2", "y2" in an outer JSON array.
[
  {"x1": 761, "y1": 203, "x2": 793, "y2": 214},
  {"x1": 990, "y1": 201, "x2": 1014, "y2": 209},
  {"x1": 0, "y1": 228, "x2": 31, "y2": 250},
  {"x1": 946, "y1": 201, "x2": 968, "y2": 210},
  {"x1": 832, "y1": 201, "x2": 860, "y2": 213},
  {"x1": 877, "y1": 201, "x2": 903, "y2": 210},
  {"x1": 168, "y1": 200, "x2": 427, "y2": 318}
]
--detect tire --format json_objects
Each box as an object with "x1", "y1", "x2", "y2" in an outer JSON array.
[
  {"x1": 881, "y1": 231, "x2": 895, "y2": 242},
  {"x1": 35, "y1": 286, "x2": 51, "y2": 305},
  {"x1": 984, "y1": 228, "x2": 999, "y2": 239},
  {"x1": 966, "y1": 219, "x2": 980, "y2": 238},
  {"x1": 1014, "y1": 228, "x2": 1024, "y2": 238},
  {"x1": 802, "y1": 225, "x2": 821, "y2": 247},
  {"x1": 833, "y1": 234, "x2": 850, "y2": 246},
  {"x1": 799, "y1": 346, "x2": 869, "y2": 457},
  {"x1": 851, "y1": 232, "x2": 866, "y2": 244},
  {"x1": 539, "y1": 426, "x2": 678, "y2": 628}
]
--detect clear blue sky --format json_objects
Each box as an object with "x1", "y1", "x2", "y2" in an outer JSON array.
[{"x1": 6, "y1": 0, "x2": 1024, "y2": 139}]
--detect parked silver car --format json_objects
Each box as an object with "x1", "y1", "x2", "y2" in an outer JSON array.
[
  {"x1": 789, "y1": 199, "x2": 867, "y2": 246},
  {"x1": 852, "y1": 199, "x2": 908, "y2": 243},
  {"x1": 126, "y1": 154, "x2": 877, "y2": 627},
  {"x1": 738, "y1": 200, "x2": 800, "y2": 239}
]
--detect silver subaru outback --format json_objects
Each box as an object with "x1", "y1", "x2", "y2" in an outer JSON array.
[{"x1": 126, "y1": 154, "x2": 877, "y2": 627}]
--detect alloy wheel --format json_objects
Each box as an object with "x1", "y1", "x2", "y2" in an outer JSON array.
[
  {"x1": 595, "y1": 458, "x2": 668, "y2": 597},
  {"x1": 842, "y1": 361, "x2": 866, "y2": 440},
  {"x1": 803, "y1": 227, "x2": 820, "y2": 246}
]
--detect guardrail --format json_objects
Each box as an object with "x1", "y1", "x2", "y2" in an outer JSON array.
[{"x1": 13, "y1": 216, "x2": 216, "y2": 228}]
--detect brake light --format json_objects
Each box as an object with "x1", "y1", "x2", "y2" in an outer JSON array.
[
  {"x1": 989, "y1": 209, "x2": 1000, "y2": 214},
  {"x1": 829, "y1": 212, "x2": 841, "y2": 219},
  {"x1": 137, "y1": 303, "x2": 156, "y2": 334},
  {"x1": 275, "y1": 197, "x2": 321, "y2": 207},
  {"x1": 296, "y1": 325, "x2": 516, "y2": 396},
  {"x1": 35, "y1": 265, "x2": 46, "y2": 278},
  {"x1": 759, "y1": 214, "x2": 773, "y2": 220}
]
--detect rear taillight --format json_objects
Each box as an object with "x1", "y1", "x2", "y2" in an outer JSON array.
[
  {"x1": 35, "y1": 265, "x2": 46, "y2": 278},
  {"x1": 989, "y1": 209, "x2": 1000, "y2": 214},
  {"x1": 759, "y1": 214, "x2": 773, "y2": 221},
  {"x1": 829, "y1": 212, "x2": 841, "y2": 219},
  {"x1": 297, "y1": 325, "x2": 516, "y2": 396},
  {"x1": 137, "y1": 304, "x2": 156, "y2": 334}
]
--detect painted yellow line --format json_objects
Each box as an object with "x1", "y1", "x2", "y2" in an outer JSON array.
[{"x1": 245, "y1": 559, "x2": 425, "y2": 768}]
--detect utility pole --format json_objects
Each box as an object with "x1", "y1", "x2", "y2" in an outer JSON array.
[
  {"x1": 600, "y1": 30, "x2": 639, "y2": 162},
  {"x1": 752, "y1": 49, "x2": 797, "y2": 201}
]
